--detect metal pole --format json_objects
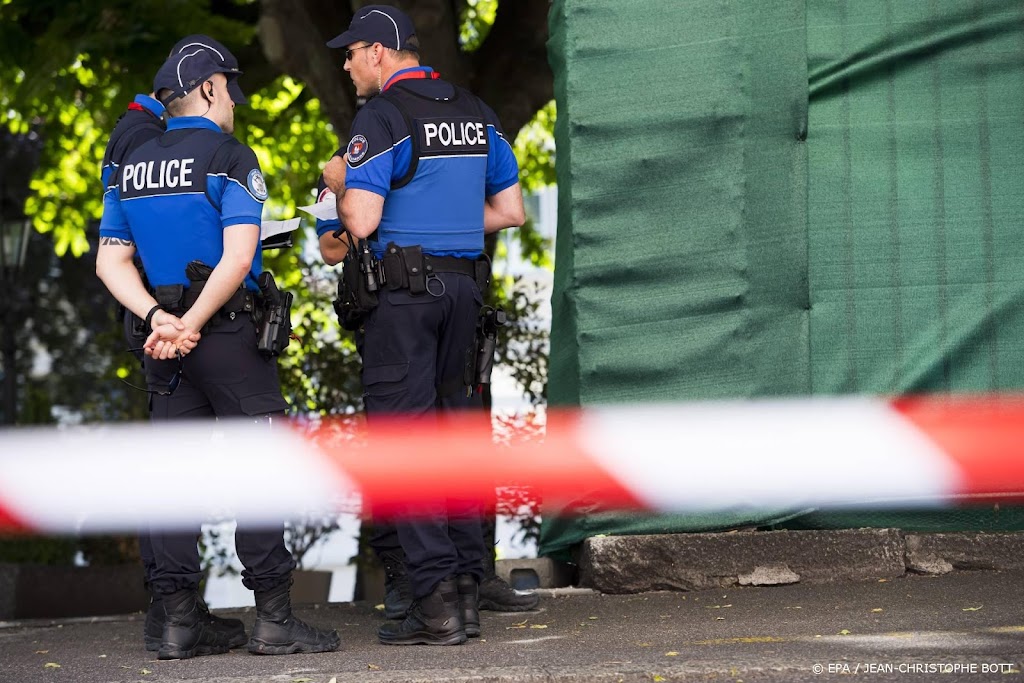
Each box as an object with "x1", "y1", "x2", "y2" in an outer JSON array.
[{"x1": 1, "y1": 307, "x2": 15, "y2": 425}]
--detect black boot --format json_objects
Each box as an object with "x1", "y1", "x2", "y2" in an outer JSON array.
[
  {"x1": 157, "y1": 588, "x2": 234, "y2": 660},
  {"x1": 144, "y1": 591, "x2": 247, "y2": 652},
  {"x1": 378, "y1": 576, "x2": 466, "y2": 646},
  {"x1": 380, "y1": 549, "x2": 413, "y2": 619},
  {"x1": 479, "y1": 543, "x2": 540, "y2": 612},
  {"x1": 479, "y1": 575, "x2": 541, "y2": 611},
  {"x1": 248, "y1": 580, "x2": 341, "y2": 655},
  {"x1": 456, "y1": 574, "x2": 480, "y2": 638}
]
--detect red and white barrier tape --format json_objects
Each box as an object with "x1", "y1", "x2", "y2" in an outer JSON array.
[{"x1": 1, "y1": 395, "x2": 1023, "y2": 533}]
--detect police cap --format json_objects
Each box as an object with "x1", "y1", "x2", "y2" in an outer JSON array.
[
  {"x1": 326, "y1": 5, "x2": 419, "y2": 52},
  {"x1": 154, "y1": 47, "x2": 243, "y2": 105},
  {"x1": 168, "y1": 35, "x2": 247, "y2": 105}
]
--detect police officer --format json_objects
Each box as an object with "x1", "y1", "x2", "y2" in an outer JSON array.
[
  {"x1": 97, "y1": 46, "x2": 340, "y2": 660},
  {"x1": 100, "y1": 35, "x2": 253, "y2": 654},
  {"x1": 322, "y1": 5, "x2": 526, "y2": 645}
]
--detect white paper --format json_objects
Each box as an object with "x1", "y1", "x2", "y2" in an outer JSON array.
[
  {"x1": 297, "y1": 199, "x2": 339, "y2": 222},
  {"x1": 260, "y1": 217, "x2": 301, "y2": 241}
]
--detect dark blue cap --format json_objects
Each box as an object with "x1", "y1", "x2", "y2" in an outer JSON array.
[
  {"x1": 167, "y1": 35, "x2": 246, "y2": 104},
  {"x1": 154, "y1": 47, "x2": 243, "y2": 105},
  {"x1": 326, "y1": 5, "x2": 419, "y2": 52}
]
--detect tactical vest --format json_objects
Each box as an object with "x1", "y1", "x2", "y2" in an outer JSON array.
[
  {"x1": 371, "y1": 83, "x2": 490, "y2": 257},
  {"x1": 117, "y1": 126, "x2": 260, "y2": 290}
]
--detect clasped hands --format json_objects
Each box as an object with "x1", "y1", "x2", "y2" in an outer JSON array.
[{"x1": 143, "y1": 309, "x2": 201, "y2": 360}]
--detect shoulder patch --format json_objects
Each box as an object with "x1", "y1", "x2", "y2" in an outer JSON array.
[
  {"x1": 247, "y1": 169, "x2": 268, "y2": 200},
  {"x1": 347, "y1": 135, "x2": 368, "y2": 164}
]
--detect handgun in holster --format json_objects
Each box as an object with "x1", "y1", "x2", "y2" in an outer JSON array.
[
  {"x1": 465, "y1": 305, "x2": 507, "y2": 390},
  {"x1": 257, "y1": 271, "x2": 293, "y2": 357}
]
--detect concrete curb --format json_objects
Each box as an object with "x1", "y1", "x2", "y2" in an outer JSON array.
[
  {"x1": 905, "y1": 531, "x2": 1024, "y2": 574},
  {"x1": 578, "y1": 529, "x2": 1024, "y2": 593}
]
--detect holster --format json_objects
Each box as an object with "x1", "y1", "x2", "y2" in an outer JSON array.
[
  {"x1": 474, "y1": 255, "x2": 492, "y2": 292},
  {"x1": 154, "y1": 284, "x2": 186, "y2": 315},
  {"x1": 256, "y1": 270, "x2": 292, "y2": 357},
  {"x1": 334, "y1": 258, "x2": 379, "y2": 331}
]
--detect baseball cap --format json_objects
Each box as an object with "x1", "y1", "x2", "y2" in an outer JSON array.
[
  {"x1": 169, "y1": 35, "x2": 247, "y2": 104},
  {"x1": 326, "y1": 5, "x2": 419, "y2": 52},
  {"x1": 154, "y1": 48, "x2": 243, "y2": 105}
]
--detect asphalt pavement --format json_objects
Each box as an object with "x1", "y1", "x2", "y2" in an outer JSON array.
[{"x1": 1, "y1": 570, "x2": 1022, "y2": 682}]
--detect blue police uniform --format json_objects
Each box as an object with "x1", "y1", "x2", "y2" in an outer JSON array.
[
  {"x1": 339, "y1": 66, "x2": 520, "y2": 600},
  {"x1": 100, "y1": 115, "x2": 293, "y2": 595}
]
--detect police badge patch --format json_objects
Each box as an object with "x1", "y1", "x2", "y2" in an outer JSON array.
[
  {"x1": 347, "y1": 135, "x2": 368, "y2": 164},
  {"x1": 247, "y1": 169, "x2": 269, "y2": 200},
  {"x1": 318, "y1": 187, "x2": 336, "y2": 204}
]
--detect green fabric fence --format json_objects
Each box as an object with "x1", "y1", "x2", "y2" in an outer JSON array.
[{"x1": 542, "y1": 0, "x2": 1024, "y2": 560}]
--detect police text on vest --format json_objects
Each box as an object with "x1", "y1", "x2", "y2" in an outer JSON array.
[
  {"x1": 423, "y1": 121, "x2": 485, "y2": 148},
  {"x1": 122, "y1": 159, "x2": 195, "y2": 192}
]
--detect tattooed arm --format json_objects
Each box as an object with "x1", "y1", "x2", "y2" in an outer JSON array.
[{"x1": 96, "y1": 236, "x2": 199, "y2": 357}]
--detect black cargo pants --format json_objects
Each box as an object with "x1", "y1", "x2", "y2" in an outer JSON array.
[
  {"x1": 143, "y1": 314, "x2": 295, "y2": 595},
  {"x1": 359, "y1": 270, "x2": 486, "y2": 599}
]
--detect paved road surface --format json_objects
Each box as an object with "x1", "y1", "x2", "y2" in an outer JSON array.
[{"x1": 1, "y1": 569, "x2": 1022, "y2": 682}]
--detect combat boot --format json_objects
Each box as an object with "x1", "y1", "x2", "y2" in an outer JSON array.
[
  {"x1": 157, "y1": 588, "x2": 233, "y2": 660},
  {"x1": 456, "y1": 573, "x2": 480, "y2": 637},
  {"x1": 144, "y1": 591, "x2": 247, "y2": 652},
  {"x1": 479, "y1": 575, "x2": 541, "y2": 611},
  {"x1": 479, "y1": 549, "x2": 540, "y2": 612},
  {"x1": 380, "y1": 549, "x2": 414, "y2": 619},
  {"x1": 248, "y1": 580, "x2": 341, "y2": 655},
  {"x1": 378, "y1": 575, "x2": 466, "y2": 646}
]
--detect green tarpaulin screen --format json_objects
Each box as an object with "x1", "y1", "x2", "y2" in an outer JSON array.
[{"x1": 542, "y1": 0, "x2": 1024, "y2": 559}]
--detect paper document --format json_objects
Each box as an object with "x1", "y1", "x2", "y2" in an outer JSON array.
[
  {"x1": 297, "y1": 199, "x2": 339, "y2": 222},
  {"x1": 260, "y1": 217, "x2": 301, "y2": 241}
]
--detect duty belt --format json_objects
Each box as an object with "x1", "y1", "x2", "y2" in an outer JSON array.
[
  {"x1": 378, "y1": 253, "x2": 477, "y2": 281},
  {"x1": 154, "y1": 284, "x2": 257, "y2": 321},
  {"x1": 186, "y1": 286, "x2": 256, "y2": 320}
]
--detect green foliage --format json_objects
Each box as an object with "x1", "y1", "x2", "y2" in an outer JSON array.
[
  {"x1": 200, "y1": 525, "x2": 239, "y2": 578},
  {"x1": 487, "y1": 266, "x2": 550, "y2": 406},
  {"x1": 285, "y1": 513, "x2": 342, "y2": 570},
  {"x1": 0, "y1": 535, "x2": 77, "y2": 565},
  {"x1": 515, "y1": 101, "x2": 557, "y2": 195},
  {"x1": 460, "y1": 0, "x2": 498, "y2": 50},
  {"x1": 78, "y1": 534, "x2": 139, "y2": 565},
  {"x1": 1, "y1": 0, "x2": 254, "y2": 256}
]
